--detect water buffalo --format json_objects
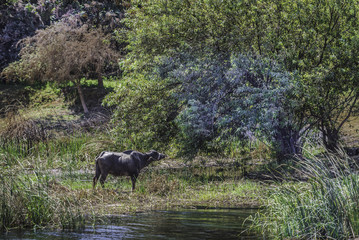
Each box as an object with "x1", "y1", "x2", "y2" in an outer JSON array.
[{"x1": 93, "y1": 150, "x2": 166, "y2": 191}]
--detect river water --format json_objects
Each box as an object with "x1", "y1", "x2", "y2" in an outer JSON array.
[{"x1": 1, "y1": 208, "x2": 261, "y2": 239}]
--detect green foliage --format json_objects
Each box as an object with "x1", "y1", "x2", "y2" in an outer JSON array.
[
  {"x1": 119, "y1": 0, "x2": 359, "y2": 155},
  {"x1": 112, "y1": 50, "x2": 301, "y2": 158},
  {"x1": 103, "y1": 72, "x2": 179, "y2": 151},
  {"x1": 178, "y1": 53, "x2": 301, "y2": 159},
  {"x1": 248, "y1": 0, "x2": 359, "y2": 151},
  {"x1": 123, "y1": 0, "x2": 250, "y2": 72},
  {"x1": 29, "y1": 83, "x2": 61, "y2": 107}
]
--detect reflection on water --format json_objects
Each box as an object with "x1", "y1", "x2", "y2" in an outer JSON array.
[{"x1": 1, "y1": 208, "x2": 261, "y2": 239}]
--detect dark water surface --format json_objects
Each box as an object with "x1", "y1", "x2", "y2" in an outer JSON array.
[{"x1": 1, "y1": 208, "x2": 261, "y2": 239}]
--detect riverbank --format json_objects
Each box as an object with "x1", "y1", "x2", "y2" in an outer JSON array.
[
  {"x1": 1, "y1": 155, "x2": 267, "y2": 231},
  {"x1": 0, "y1": 208, "x2": 259, "y2": 239},
  {"x1": 66, "y1": 161, "x2": 264, "y2": 215}
]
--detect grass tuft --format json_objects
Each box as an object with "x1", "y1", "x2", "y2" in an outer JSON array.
[
  {"x1": 0, "y1": 170, "x2": 85, "y2": 231},
  {"x1": 253, "y1": 147, "x2": 359, "y2": 239}
]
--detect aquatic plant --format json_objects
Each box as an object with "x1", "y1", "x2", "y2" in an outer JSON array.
[
  {"x1": 0, "y1": 170, "x2": 84, "y2": 231},
  {"x1": 254, "y1": 148, "x2": 359, "y2": 239}
]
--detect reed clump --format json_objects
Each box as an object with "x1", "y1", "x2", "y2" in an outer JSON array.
[
  {"x1": 0, "y1": 170, "x2": 84, "y2": 231},
  {"x1": 254, "y1": 148, "x2": 359, "y2": 239}
]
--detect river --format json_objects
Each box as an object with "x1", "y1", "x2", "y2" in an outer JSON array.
[{"x1": 1, "y1": 208, "x2": 261, "y2": 239}]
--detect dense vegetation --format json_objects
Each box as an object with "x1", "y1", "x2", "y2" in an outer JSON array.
[
  {"x1": 2, "y1": 0, "x2": 359, "y2": 157},
  {"x1": 115, "y1": 0, "x2": 359, "y2": 157},
  {"x1": 1, "y1": 0, "x2": 359, "y2": 239}
]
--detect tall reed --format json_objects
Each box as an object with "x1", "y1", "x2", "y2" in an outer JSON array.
[
  {"x1": 0, "y1": 170, "x2": 84, "y2": 231},
  {"x1": 254, "y1": 148, "x2": 359, "y2": 239}
]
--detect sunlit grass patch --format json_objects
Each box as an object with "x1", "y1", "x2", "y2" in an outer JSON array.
[{"x1": 60, "y1": 177, "x2": 93, "y2": 190}]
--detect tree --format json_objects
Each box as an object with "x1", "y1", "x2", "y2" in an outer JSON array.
[
  {"x1": 267, "y1": 0, "x2": 359, "y2": 151},
  {"x1": 2, "y1": 22, "x2": 119, "y2": 114},
  {"x1": 116, "y1": 0, "x2": 308, "y2": 158},
  {"x1": 103, "y1": 71, "x2": 179, "y2": 151},
  {"x1": 0, "y1": 0, "x2": 125, "y2": 86},
  {"x1": 122, "y1": 0, "x2": 250, "y2": 72}
]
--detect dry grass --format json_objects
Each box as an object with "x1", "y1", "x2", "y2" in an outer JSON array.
[{"x1": 0, "y1": 112, "x2": 49, "y2": 151}]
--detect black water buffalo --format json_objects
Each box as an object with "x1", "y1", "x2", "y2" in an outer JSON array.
[{"x1": 93, "y1": 150, "x2": 166, "y2": 191}]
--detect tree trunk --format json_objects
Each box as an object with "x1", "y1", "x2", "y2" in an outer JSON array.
[
  {"x1": 76, "y1": 84, "x2": 89, "y2": 114},
  {"x1": 274, "y1": 126, "x2": 302, "y2": 162},
  {"x1": 97, "y1": 73, "x2": 103, "y2": 88},
  {"x1": 322, "y1": 128, "x2": 339, "y2": 153}
]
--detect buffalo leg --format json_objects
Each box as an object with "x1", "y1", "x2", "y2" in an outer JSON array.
[
  {"x1": 100, "y1": 173, "x2": 108, "y2": 188},
  {"x1": 130, "y1": 173, "x2": 139, "y2": 191},
  {"x1": 93, "y1": 160, "x2": 101, "y2": 189},
  {"x1": 93, "y1": 175, "x2": 99, "y2": 189}
]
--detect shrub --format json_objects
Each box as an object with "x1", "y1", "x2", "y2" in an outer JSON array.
[
  {"x1": 167, "y1": 52, "x2": 302, "y2": 159},
  {"x1": 103, "y1": 72, "x2": 179, "y2": 151}
]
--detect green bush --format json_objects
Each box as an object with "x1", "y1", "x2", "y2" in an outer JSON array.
[{"x1": 103, "y1": 72, "x2": 179, "y2": 151}]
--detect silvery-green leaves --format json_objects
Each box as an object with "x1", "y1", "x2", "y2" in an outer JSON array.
[{"x1": 159, "y1": 52, "x2": 299, "y2": 156}]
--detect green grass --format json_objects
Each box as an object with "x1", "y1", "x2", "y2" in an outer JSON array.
[
  {"x1": 0, "y1": 170, "x2": 85, "y2": 231},
  {"x1": 253, "y1": 148, "x2": 359, "y2": 239},
  {"x1": 0, "y1": 92, "x2": 268, "y2": 232}
]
